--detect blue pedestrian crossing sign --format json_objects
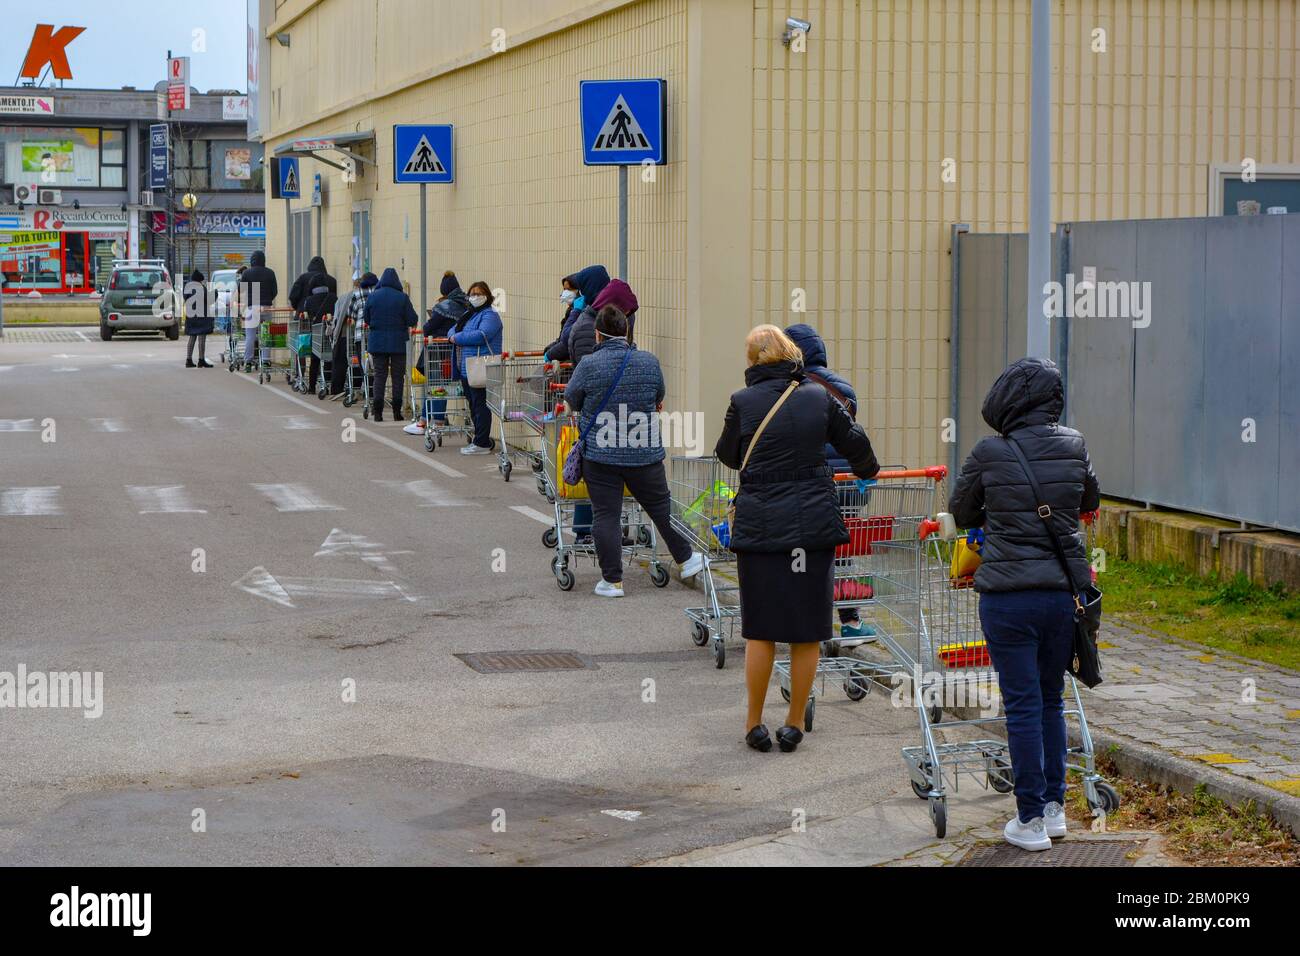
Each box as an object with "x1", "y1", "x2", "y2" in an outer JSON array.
[
  {"x1": 277, "y1": 156, "x2": 300, "y2": 198},
  {"x1": 393, "y1": 124, "x2": 454, "y2": 184},
  {"x1": 580, "y1": 79, "x2": 667, "y2": 166}
]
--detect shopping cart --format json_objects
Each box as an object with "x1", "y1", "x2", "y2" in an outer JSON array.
[
  {"x1": 415, "y1": 336, "x2": 473, "y2": 450},
  {"x1": 252, "y1": 307, "x2": 294, "y2": 384},
  {"x1": 532, "y1": 363, "x2": 574, "y2": 499},
  {"x1": 288, "y1": 311, "x2": 312, "y2": 393},
  {"x1": 668, "y1": 456, "x2": 740, "y2": 668},
  {"x1": 310, "y1": 317, "x2": 334, "y2": 400},
  {"x1": 339, "y1": 317, "x2": 362, "y2": 408},
  {"x1": 540, "y1": 412, "x2": 668, "y2": 591},
  {"x1": 486, "y1": 351, "x2": 549, "y2": 481}
]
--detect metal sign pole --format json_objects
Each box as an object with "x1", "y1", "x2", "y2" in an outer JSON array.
[
  {"x1": 419, "y1": 182, "x2": 427, "y2": 319},
  {"x1": 618, "y1": 164, "x2": 628, "y2": 281},
  {"x1": 1026, "y1": 0, "x2": 1052, "y2": 358}
]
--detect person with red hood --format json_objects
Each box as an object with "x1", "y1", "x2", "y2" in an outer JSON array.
[{"x1": 569, "y1": 278, "x2": 637, "y2": 364}]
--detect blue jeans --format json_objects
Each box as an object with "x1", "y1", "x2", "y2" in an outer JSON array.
[{"x1": 979, "y1": 589, "x2": 1075, "y2": 823}]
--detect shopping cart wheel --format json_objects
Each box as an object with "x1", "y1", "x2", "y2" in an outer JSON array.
[
  {"x1": 343, "y1": 394, "x2": 354, "y2": 408},
  {"x1": 649, "y1": 563, "x2": 669, "y2": 588},
  {"x1": 910, "y1": 769, "x2": 933, "y2": 800},
  {"x1": 363, "y1": 406, "x2": 370, "y2": 420},
  {"x1": 555, "y1": 566, "x2": 575, "y2": 591},
  {"x1": 822, "y1": 640, "x2": 839, "y2": 658},
  {"x1": 929, "y1": 705, "x2": 943, "y2": 725},
  {"x1": 1089, "y1": 781, "x2": 1121, "y2": 814},
  {"x1": 425, "y1": 432, "x2": 436, "y2": 452},
  {"x1": 929, "y1": 796, "x2": 947, "y2": 838},
  {"x1": 803, "y1": 696, "x2": 815, "y2": 732},
  {"x1": 502, "y1": 460, "x2": 513, "y2": 481},
  {"x1": 713, "y1": 640, "x2": 726, "y2": 669},
  {"x1": 542, "y1": 527, "x2": 558, "y2": 549},
  {"x1": 691, "y1": 621, "x2": 710, "y2": 647},
  {"x1": 780, "y1": 685, "x2": 792, "y2": 703},
  {"x1": 988, "y1": 757, "x2": 1015, "y2": 794},
  {"x1": 636, "y1": 525, "x2": 653, "y2": 548},
  {"x1": 546, "y1": 490, "x2": 556, "y2": 504},
  {"x1": 437, "y1": 434, "x2": 443, "y2": 447},
  {"x1": 318, "y1": 386, "x2": 328, "y2": 400},
  {"x1": 844, "y1": 675, "x2": 869, "y2": 701},
  {"x1": 284, "y1": 372, "x2": 292, "y2": 385}
]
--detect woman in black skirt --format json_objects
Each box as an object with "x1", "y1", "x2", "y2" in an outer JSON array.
[{"x1": 716, "y1": 325, "x2": 879, "y2": 753}]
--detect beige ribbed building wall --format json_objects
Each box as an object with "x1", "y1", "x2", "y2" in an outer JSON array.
[{"x1": 261, "y1": 0, "x2": 1300, "y2": 466}]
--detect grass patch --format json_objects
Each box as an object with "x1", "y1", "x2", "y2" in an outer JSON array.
[
  {"x1": 1099, "y1": 559, "x2": 1300, "y2": 670},
  {"x1": 1066, "y1": 751, "x2": 1299, "y2": 866}
]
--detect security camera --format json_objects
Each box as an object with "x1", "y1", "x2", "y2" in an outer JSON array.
[{"x1": 783, "y1": 16, "x2": 811, "y2": 45}]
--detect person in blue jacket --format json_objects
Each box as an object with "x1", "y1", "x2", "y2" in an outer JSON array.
[
  {"x1": 544, "y1": 265, "x2": 609, "y2": 362},
  {"x1": 363, "y1": 268, "x2": 418, "y2": 422},
  {"x1": 785, "y1": 322, "x2": 876, "y2": 646},
  {"x1": 450, "y1": 280, "x2": 503, "y2": 454}
]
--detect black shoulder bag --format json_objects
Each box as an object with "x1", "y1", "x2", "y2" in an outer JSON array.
[{"x1": 1005, "y1": 437, "x2": 1104, "y2": 688}]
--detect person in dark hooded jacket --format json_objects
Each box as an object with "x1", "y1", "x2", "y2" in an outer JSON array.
[
  {"x1": 302, "y1": 277, "x2": 338, "y2": 396},
  {"x1": 716, "y1": 325, "x2": 878, "y2": 755},
  {"x1": 948, "y1": 356, "x2": 1100, "y2": 852},
  {"x1": 785, "y1": 322, "x2": 875, "y2": 643},
  {"x1": 289, "y1": 255, "x2": 336, "y2": 312},
  {"x1": 544, "y1": 265, "x2": 609, "y2": 362},
  {"x1": 568, "y1": 278, "x2": 637, "y2": 363},
  {"x1": 238, "y1": 250, "x2": 277, "y2": 372},
  {"x1": 363, "y1": 268, "x2": 418, "y2": 421},
  {"x1": 183, "y1": 269, "x2": 215, "y2": 368}
]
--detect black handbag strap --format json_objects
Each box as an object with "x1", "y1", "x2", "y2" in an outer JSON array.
[{"x1": 1004, "y1": 436, "x2": 1086, "y2": 616}]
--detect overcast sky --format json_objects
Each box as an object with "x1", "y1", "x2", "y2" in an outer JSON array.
[{"x1": 2, "y1": 1, "x2": 247, "y2": 93}]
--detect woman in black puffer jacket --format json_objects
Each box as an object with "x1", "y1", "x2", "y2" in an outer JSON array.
[
  {"x1": 716, "y1": 325, "x2": 879, "y2": 754},
  {"x1": 948, "y1": 356, "x2": 1100, "y2": 852}
]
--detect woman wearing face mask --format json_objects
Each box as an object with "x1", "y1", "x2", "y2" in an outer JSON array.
[
  {"x1": 559, "y1": 276, "x2": 580, "y2": 336},
  {"x1": 449, "y1": 281, "x2": 504, "y2": 454}
]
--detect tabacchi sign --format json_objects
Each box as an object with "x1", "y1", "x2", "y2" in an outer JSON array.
[{"x1": 19, "y1": 24, "x2": 85, "y2": 81}]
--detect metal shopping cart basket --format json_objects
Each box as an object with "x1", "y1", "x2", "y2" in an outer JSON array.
[
  {"x1": 669, "y1": 456, "x2": 740, "y2": 668},
  {"x1": 310, "y1": 316, "x2": 334, "y2": 400},
  {"x1": 414, "y1": 336, "x2": 473, "y2": 449},
  {"x1": 252, "y1": 307, "x2": 294, "y2": 384},
  {"x1": 540, "y1": 412, "x2": 668, "y2": 592},
  {"x1": 288, "y1": 311, "x2": 313, "y2": 393},
  {"x1": 486, "y1": 351, "x2": 548, "y2": 481}
]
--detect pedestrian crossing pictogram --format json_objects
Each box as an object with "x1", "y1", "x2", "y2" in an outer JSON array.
[
  {"x1": 282, "y1": 164, "x2": 298, "y2": 194},
  {"x1": 401, "y1": 134, "x2": 446, "y2": 175},
  {"x1": 591, "y1": 95, "x2": 650, "y2": 151}
]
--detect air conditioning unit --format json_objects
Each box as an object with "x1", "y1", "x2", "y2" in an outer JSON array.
[
  {"x1": 13, "y1": 182, "x2": 39, "y2": 203},
  {"x1": 37, "y1": 188, "x2": 62, "y2": 205}
]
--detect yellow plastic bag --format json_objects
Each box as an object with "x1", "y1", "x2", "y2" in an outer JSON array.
[
  {"x1": 555, "y1": 424, "x2": 588, "y2": 499},
  {"x1": 949, "y1": 532, "x2": 982, "y2": 581},
  {"x1": 412, "y1": 367, "x2": 426, "y2": 386}
]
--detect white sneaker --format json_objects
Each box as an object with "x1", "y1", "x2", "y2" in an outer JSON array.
[
  {"x1": 403, "y1": 421, "x2": 425, "y2": 436},
  {"x1": 459, "y1": 443, "x2": 492, "y2": 455},
  {"x1": 1003, "y1": 815, "x2": 1051, "y2": 852},
  {"x1": 1043, "y1": 801, "x2": 1067, "y2": 839},
  {"x1": 594, "y1": 579, "x2": 624, "y2": 598},
  {"x1": 679, "y1": 551, "x2": 705, "y2": 580}
]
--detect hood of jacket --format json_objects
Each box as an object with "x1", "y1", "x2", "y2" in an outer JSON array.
[
  {"x1": 744, "y1": 359, "x2": 803, "y2": 388},
  {"x1": 981, "y1": 357, "x2": 1065, "y2": 435},
  {"x1": 250, "y1": 250, "x2": 266, "y2": 268},
  {"x1": 571, "y1": 265, "x2": 610, "y2": 304},
  {"x1": 306, "y1": 256, "x2": 327, "y2": 275},
  {"x1": 189, "y1": 269, "x2": 205, "y2": 283},
  {"x1": 378, "y1": 268, "x2": 403, "y2": 291},
  {"x1": 785, "y1": 323, "x2": 828, "y2": 370},
  {"x1": 592, "y1": 278, "x2": 637, "y2": 316}
]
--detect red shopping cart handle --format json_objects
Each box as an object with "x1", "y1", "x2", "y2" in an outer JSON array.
[
  {"x1": 833, "y1": 465, "x2": 948, "y2": 482},
  {"x1": 506, "y1": 350, "x2": 546, "y2": 358}
]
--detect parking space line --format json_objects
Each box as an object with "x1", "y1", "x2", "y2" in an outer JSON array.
[
  {"x1": 232, "y1": 373, "x2": 330, "y2": 414},
  {"x1": 510, "y1": 505, "x2": 554, "y2": 525},
  {"x1": 355, "y1": 425, "x2": 465, "y2": 479}
]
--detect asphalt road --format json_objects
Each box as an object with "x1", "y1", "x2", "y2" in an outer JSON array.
[{"x1": 0, "y1": 331, "x2": 996, "y2": 866}]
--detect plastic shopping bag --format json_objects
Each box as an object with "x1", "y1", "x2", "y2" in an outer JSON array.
[
  {"x1": 949, "y1": 528, "x2": 984, "y2": 582},
  {"x1": 555, "y1": 424, "x2": 588, "y2": 499},
  {"x1": 683, "y1": 481, "x2": 735, "y2": 537}
]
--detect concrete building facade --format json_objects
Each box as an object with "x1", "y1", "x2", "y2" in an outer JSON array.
[{"x1": 254, "y1": 0, "x2": 1300, "y2": 464}]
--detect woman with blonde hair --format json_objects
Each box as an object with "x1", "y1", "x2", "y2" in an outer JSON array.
[{"x1": 715, "y1": 325, "x2": 879, "y2": 752}]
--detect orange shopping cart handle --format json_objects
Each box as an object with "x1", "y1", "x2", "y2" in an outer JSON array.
[
  {"x1": 507, "y1": 350, "x2": 546, "y2": 358},
  {"x1": 833, "y1": 465, "x2": 948, "y2": 482}
]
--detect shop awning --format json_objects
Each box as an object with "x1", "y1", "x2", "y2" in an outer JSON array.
[{"x1": 272, "y1": 131, "x2": 376, "y2": 172}]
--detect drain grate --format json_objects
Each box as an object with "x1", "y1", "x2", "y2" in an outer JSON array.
[
  {"x1": 456, "y1": 650, "x2": 596, "y2": 674},
  {"x1": 958, "y1": 839, "x2": 1143, "y2": 867}
]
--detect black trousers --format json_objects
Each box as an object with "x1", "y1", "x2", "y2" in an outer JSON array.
[
  {"x1": 372, "y1": 352, "x2": 405, "y2": 416},
  {"x1": 329, "y1": 329, "x2": 349, "y2": 395},
  {"x1": 582, "y1": 458, "x2": 692, "y2": 584},
  {"x1": 465, "y1": 383, "x2": 493, "y2": 448}
]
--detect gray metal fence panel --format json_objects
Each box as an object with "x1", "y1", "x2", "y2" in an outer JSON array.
[
  {"x1": 1131, "y1": 217, "x2": 1206, "y2": 511},
  {"x1": 955, "y1": 233, "x2": 1010, "y2": 457},
  {"x1": 1281, "y1": 216, "x2": 1300, "y2": 532},
  {"x1": 1202, "y1": 215, "x2": 1283, "y2": 525},
  {"x1": 1064, "y1": 220, "x2": 1139, "y2": 497}
]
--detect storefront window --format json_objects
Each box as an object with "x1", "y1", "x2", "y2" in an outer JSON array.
[
  {"x1": 0, "y1": 125, "x2": 126, "y2": 189},
  {"x1": 0, "y1": 233, "x2": 64, "y2": 290},
  {"x1": 174, "y1": 139, "x2": 209, "y2": 190},
  {"x1": 209, "y1": 139, "x2": 264, "y2": 191}
]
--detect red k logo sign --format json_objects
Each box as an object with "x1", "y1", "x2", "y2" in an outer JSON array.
[{"x1": 19, "y1": 24, "x2": 86, "y2": 81}]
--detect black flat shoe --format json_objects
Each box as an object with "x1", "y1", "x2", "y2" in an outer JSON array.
[
  {"x1": 198, "y1": 360, "x2": 213, "y2": 368},
  {"x1": 745, "y1": 725, "x2": 772, "y2": 752},
  {"x1": 776, "y1": 725, "x2": 804, "y2": 752},
  {"x1": 185, "y1": 359, "x2": 196, "y2": 368}
]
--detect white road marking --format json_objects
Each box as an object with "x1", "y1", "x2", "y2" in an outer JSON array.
[
  {"x1": 126, "y1": 485, "x2": 207, "y2": 514},
  {"x1": 371, "y1": 479, "x2": 472, "y2": 508},
  {"x1": 74, "y1": 329, "x2": 91, "y2": 342},
  {"x1": 276, "y1": 415, "x2": 321, "y2": 430},
  {"x1": 111, "y1": 364, "x2": 134, "y2": 370},
  {"x1": 315, "y1": 528, "x2": 412, "y2": 574},
  {"x1": 355, "y1": 425, "x2": 465, "y2": 478},
  {"x1": 52, "y1": 367, "x2": 79, "y2": 373},
  {"x1": 0, "y1": 366, "x2": 14, "y2": 373},
  {"x1": 0, "y1": 419, "x2": 38, "y2": 432},
  {"x1": 1, "y1": 486, "x2": 62, "y2": 516},
  {"x1": 510, "y1": 505, "x2": 554, "y2": 526},
  {"x1": 601, "y1": 810, "x2": 643, "y2": 821},
  {"x1": 88, "y1": 418, "x2": 129, "y2": 432},
  {"x1": 232, "y1": 374, "x2": 329, "y2": 415},
  {"x1": 174, "y1": 416, "x2": 221, "y2": 431},
  {"x1": 233, "y1": 566, "x2": 417, "y2": 607},
  {"x1": 252, "y1": 483, "x2": 342, "y2": 512}
]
